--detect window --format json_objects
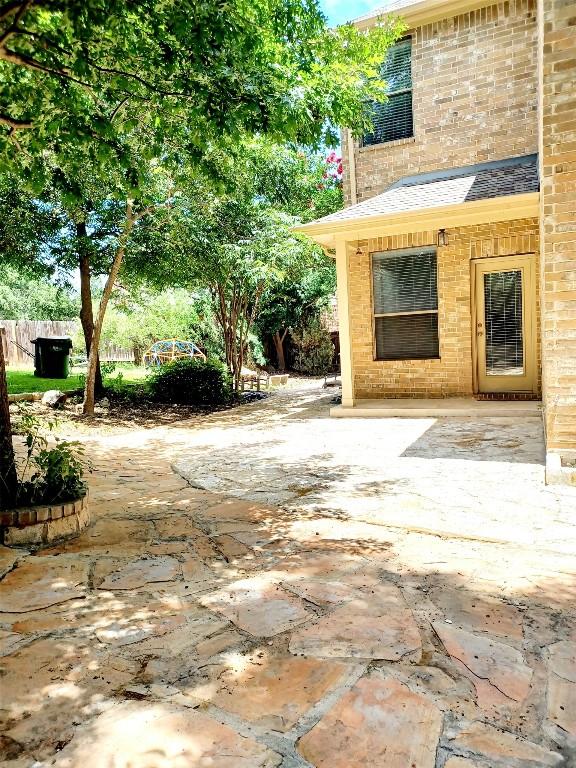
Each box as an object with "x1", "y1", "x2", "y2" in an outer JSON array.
[
  {"x1": 372, "y1": 247, "x2": 439, "y2": 360},
  {"x1": 362, "y1": 38, "x2": 413, "y2": 146}
]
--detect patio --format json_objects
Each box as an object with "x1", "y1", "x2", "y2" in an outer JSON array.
[{"x1": 1, "y1": 382, "x2": 575, "y2": 767}]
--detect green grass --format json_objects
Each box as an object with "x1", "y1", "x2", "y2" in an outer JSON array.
[{"x1": 7, "y1": 365, "x2": 147, "y2": 395}]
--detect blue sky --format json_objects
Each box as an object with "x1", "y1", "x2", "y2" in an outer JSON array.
[{"x1": 319, "y1": 0, "x2": 386, "y2": 25}]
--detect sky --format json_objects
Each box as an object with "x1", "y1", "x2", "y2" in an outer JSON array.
[{"x1": 319, "y1": 0, "x2": 386, "y2": 25}]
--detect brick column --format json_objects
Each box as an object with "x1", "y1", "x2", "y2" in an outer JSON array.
[{"x1": 539, "y1": 0, "x2": 576, "y2": 453}]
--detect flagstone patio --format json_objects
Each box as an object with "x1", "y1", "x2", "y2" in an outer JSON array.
[{"x1": 1, "y1": 382, "x2": 576, "y2": 767}]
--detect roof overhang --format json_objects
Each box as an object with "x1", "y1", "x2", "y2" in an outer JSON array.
[
  {"x1": 354, "y1": 0, "x2": 500, "y2": 30},
  {"x1": 295, "y1": 192, "x2": 540, "y2": 251}
]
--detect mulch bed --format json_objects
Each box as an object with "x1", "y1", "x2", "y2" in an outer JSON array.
[{"x1": 11, "y1": 390, "x2": 270, "y2": 432}]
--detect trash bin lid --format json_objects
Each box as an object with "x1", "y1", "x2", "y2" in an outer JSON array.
[{"x1": 32, "y1": 336, "x2": 73, "y2": 349}]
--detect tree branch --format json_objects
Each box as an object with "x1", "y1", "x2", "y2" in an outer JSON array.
[
  {"x1": 0, "y1": 0, "x2": 31, "y2": 46},
  {"x1": 0, "y1": 1, "x2": 25, "y2": 23},
  {"x1": 0, "y1": 46, "x2": 93, "y2": 88},
  {"x1": 110, "y1": 97, "x2": 129, "y2": 122},
  {"x1": 0, "y1": 114, "x2": 31, "y2": 128}
]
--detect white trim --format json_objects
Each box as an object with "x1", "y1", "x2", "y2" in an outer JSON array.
[
  {"x1": 295, "y1": 192, "x2": 539, "y2": 249},
  {"x1": 354, "y1": 0, "x2": 500, "y2": 30},
  {"x1": 335, "y1": 239, "x2": 355, "y2": 407}
]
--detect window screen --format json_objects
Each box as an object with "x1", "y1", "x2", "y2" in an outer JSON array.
[
  {"x1": 363, "y1": 39, "x2": 413, "y2": 146},
  {"x1": 372, "y1": 247, "x2": 439, "y2": 360}
]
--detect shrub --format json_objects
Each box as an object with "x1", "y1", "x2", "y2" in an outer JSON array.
[
  {"x1": 14, "y1": 407, "x2": 90, "y2": 506},
  {"x1": 103, "y1": 371, "x2": 146, "y2": 402},
  {"x1": 147, "y1": 358, "x2": 232, "y2": 405},
  {"x1": 291, "y1": 322, "x2": 334, "y2": 375}
]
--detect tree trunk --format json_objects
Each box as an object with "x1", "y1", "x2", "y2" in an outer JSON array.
[
  {"x1": 0, "y1": 329, "x2": 17, "y2": 509},
  {"x1": 132, "y1": 344, "x2": 143, "y2": 367},
  {"x1": 272, "y1": 330, "x2": 287, "y2": 371},
  {"x1": 77, "y1": 222, "x2": 104, "y2": 396},
  {"x1": 83, "y1": 200, "x2": 136, "y2": 416}
]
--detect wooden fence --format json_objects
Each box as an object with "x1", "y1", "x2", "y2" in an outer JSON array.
[{"x1": 0, "y1": 320, "x2": 134, "y2": 366}]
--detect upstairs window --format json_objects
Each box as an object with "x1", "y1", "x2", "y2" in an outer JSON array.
[
  {"x1": 373, "y1": 247, "x2": 439, "y2": 360},
  {"x1": 362, "y1": 38, "x2": 413, "y2": 146}
]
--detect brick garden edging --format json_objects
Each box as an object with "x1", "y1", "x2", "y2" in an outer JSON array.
[{"x1": 0, "y1": 493, "x2": 90, "y2": 548}]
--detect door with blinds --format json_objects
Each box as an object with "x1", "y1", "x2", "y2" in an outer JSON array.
[{"x1": 473, "y1": 254, "x2": 537, "y2": 394}]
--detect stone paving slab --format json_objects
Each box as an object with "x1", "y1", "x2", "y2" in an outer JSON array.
[
  {"x1": 46, "y1": 702, "x2": 282, "y2": 767},
  {"x1": 433, "y1": 622, "x2": 534, "y2": 707},
  {"x1": 298, "y1": 675, "x2": 442, "y2": 768},
  {"x1": 289, "y1": 583, "x2": 422, "y2": 661},
  {"x1": 0, "y1": 557, "x2": 88, "y2": 612},
  {"x1": 201, "y1": 576, "x2": 312, "y2": 637},
  {"x1": 97, "y1": 555, "x2": 181, "y2": 590},
  {"x1": 547, "y1": 641, "x2": 576, "y2": 736},
  {"x1": 186, "y1": 653, "x2": 354, "y2": 732},
  {"x1": 446, "y1": 721, "x2": 564, "y2": 766},
  {"x1": 1, "y1": 384, "x2": 576, "y2": 766}
]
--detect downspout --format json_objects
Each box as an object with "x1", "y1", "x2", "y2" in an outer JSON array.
[{"x1": 346, "y1": 129, "x2": 358, "y2": 206}]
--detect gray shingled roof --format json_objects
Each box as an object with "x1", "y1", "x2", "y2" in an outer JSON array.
[{"x1": 310, "y1": 155, "x2": 539, "y2": 226}]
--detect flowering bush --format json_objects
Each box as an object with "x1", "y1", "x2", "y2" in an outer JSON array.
[
  {"x1": 318, "y1": 151, "x2": 343, "y2": 191},
  {"x1": 326, "y1": 150, "x2": 343, "y2": 177}
]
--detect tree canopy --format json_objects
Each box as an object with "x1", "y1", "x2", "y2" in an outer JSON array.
[
  {"x1": 0, "y1": 0, "x2": 406, "y2": 433},
  {"x1": 1, "y1": 0, "x2": 404, "y2": 183},
  {"x1": 0, "y1": 265, "x2": 78, "y2": 319},
  {"x1": 99, "y1": 288, "x2": 222, "y2": 363}
]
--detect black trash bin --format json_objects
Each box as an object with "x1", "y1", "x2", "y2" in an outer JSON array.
[{"x1": 33, "y1": 337, "x2": 73, "y2": 379}]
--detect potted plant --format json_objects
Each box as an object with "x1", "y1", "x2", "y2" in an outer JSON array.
[{"x1": 0, "y1": 407, "x2": 92, "y2": 548}]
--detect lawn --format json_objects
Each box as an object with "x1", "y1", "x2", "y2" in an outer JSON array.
[{"x1": 7, "y1": 364, "x2": 147, "y2": 395}]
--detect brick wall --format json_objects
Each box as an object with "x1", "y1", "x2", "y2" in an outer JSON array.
[
  {"x1": 348, "y1": 219, "x2": 540, "y2": 399},
  {"x1": 343, "y1": 0, "x2": 538, "y2": 205},
  {"x1": 539, "y1": 0, "x2": 576, "y2": 453}
]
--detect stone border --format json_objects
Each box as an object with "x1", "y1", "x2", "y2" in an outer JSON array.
[
  {"x1": 8, "y1": 388, "x2": 82, "y2": 403},
  {"x1": 0, "y1": 494, "x2": 90, "y2": 548},
  {"x1": 545, "y1": 452, "x2": 576, "y2": 486}
]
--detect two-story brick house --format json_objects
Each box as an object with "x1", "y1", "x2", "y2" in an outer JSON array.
[{"x1": 298, "y1": 0, "x2": 575, "y2": 468}]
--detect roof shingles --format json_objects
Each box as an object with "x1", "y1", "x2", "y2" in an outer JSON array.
[{"x1": 310, "y1": 155, "x2": 538, "y2": 226}]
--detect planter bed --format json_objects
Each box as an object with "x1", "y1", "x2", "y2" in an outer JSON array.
[{"x1": 0, "y1": 493, "x2": 90, "y2": 548}]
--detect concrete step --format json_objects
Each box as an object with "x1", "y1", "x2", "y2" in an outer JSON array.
[{"x1": 331, "y1": 397, "x2": 543, "y2": 419}]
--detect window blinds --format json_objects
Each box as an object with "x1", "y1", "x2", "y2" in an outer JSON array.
[
  {"x1": 363, "y1": 39, "x2": 413, "y2": 146},
  {"x1": 372, "y1": 247, "x2": 439, "y2": 361},
  {"x1": 375, "y1": 314, "x2": 439, "y2": 361},
  {"x1": 484, "y1": 269, "x2": 524, "y2": 375}
]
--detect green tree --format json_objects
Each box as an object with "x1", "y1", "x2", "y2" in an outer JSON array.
[
  {"x1": 126, "y1": 143, "x2": 343, "y2": 379},
  {"x1": 246, "y1": 143, "x2": 342, "y2": 367},
  {"x1": 0, "y1": 176, "x2": 62, "y2": 272},
  {"x1": 0, "y1": 0, "x2": 404, "y2": 498},
  {"x1": 247, "y1": 142, "x2": 344, "y2": 222},
  {"x1": 0, "y1": 266, "x2": 79, "y2": 320},
  {"x1": 0, "y1": 165, "x2": 156, "y2": 399},
  {"x1": 1, "y1": 1, "x2": 404, "y2": 169},
  {"x1": 129, "y1": 180, "x2": 322, "y2": 389},
  {"x1": 256, "y1": 256, "x2": 336, "y2": 370},
  {"x1": 100, "y1": 288, "x2": 222, "y2": 364}
]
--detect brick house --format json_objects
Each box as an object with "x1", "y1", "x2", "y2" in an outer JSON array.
[{"x1": 297, "y1": 0, "x2": 575, "y2": 465}]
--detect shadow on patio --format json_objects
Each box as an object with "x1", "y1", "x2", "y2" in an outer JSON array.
[{"x1": 1, "y1": 385, "x2": 575, "y2": 765}]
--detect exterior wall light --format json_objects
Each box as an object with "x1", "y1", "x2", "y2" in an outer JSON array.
[
  {"x1": 437, "y1": 228, "x2": 448, "y2": 247},
  {"x1": 355, "y1": 243, "x2": 364, "y2": 256}
]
